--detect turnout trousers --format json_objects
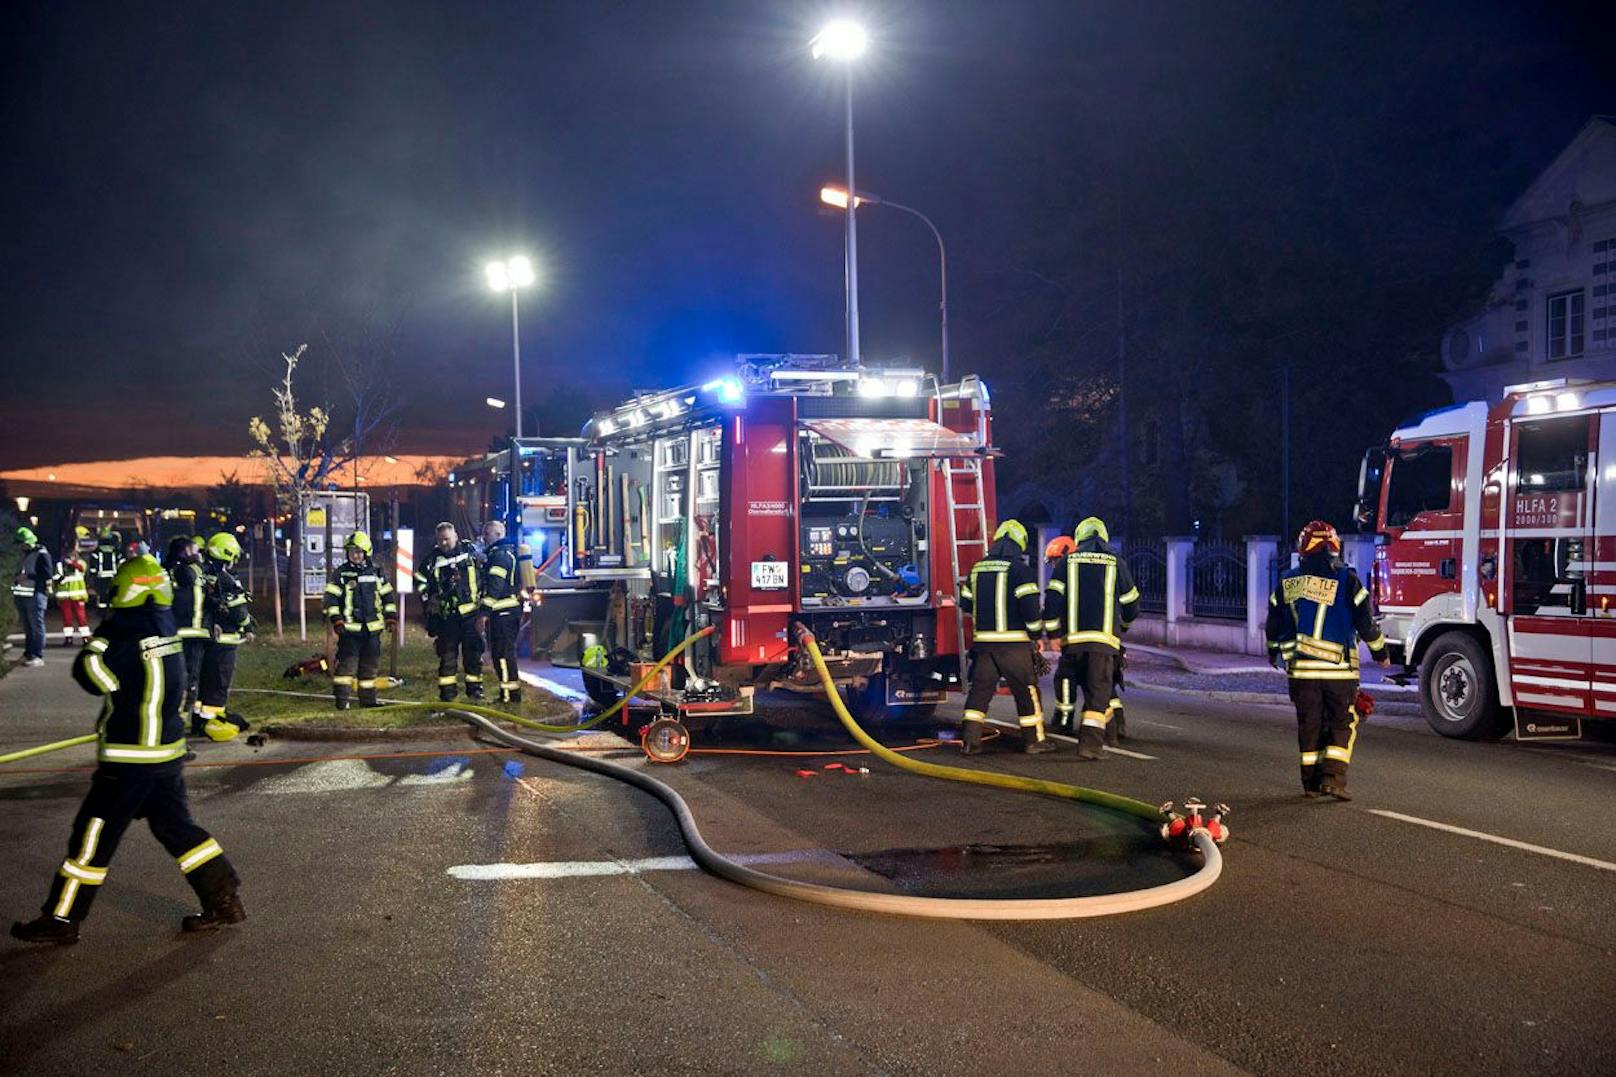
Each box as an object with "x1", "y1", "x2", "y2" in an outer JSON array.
[
  {"x1": 962, "y1": 642, "x2": 1046, "y2": 749},
  {"x1": 486, "y1": 611, "x2": 523, "y2": 704},
  {"x1": 39, "y1": 762, "x2": 238, "y2": 923},
  {"x1": 180, "y1": 638, "x2": 207, "y2": 714},
  {"x1": 197, "y1": 643, "x2": 239, "y2": 720},
  {"x1": 1054, "y1": 645, "x2": 1116, "y2": 757},
  {"x1": 1288, "y1": 678, "x2": 1360, "y2": 791},
  {"x1": 334, "y1": 630, "x2": 383, "y2": 708},
  {"x1": 434, "y1": 613, "x2": 485, "y2": 701}
]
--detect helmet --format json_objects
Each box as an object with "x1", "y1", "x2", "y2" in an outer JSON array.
[
  {"x1": 206, "y1": 532, "x2": 242, "y2": 564},
  {"x1": 16, "y1": 526, "x2": 37, "y2": 547},
  {"x1": 1074, "y1": 517, "x2": 1110, "y2": 544},
  {"x1": 345, "y1": 531, "x2": 373, "y2": 555},
  {"x1": 74, "y1": 525, "x2": 89, "y2": 539},
  {"x1": 1044, "y1": 535, "x2": 1075, "y2": 560},
  {"x1": 992, "y1": 519, "x2": 1028, "y2": 551},
  {"x1": 1297, "y1": 519, "x2": 1342, "y2": 556},
  {"x1": 110, "y1": 554, "x2": 174, "y2": 608},
  {"x1": 98, "y1": 526, "x2": 113, "y2": 541}
]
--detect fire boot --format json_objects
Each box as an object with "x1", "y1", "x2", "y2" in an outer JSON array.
[
  {"x1": 182, "y1": 860, "x2": 246, "y2": 933},
  {"x1": 1022, "y1": 718, "x2": 1056, "y2": 754},
  {"x1": 959, "y1": 713, "x2": 985, "y2": 755},
  {"x1": 1318, "y1": 778, "x2": 1352, "y2": 802},
  {"x1": 182, "y1": 891, "x2": 246, "y2": 932},
  {"x1": 1105, "y1": 698, "x2": 1127, "y2": 745},
  {"x1": 10, "y1": 915, "x2": 79, "y2": 946},
  {"x1": 1075, "y1": 721, "x2": 1106, "y2": 760}
]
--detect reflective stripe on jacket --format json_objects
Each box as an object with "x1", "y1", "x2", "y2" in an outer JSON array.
[
  {"x1": 323, "y1": 560, "x2": 398, "y2": 632},
  {"x1": 959, "y1": 537, "x2": 1041, "y2": 643},
  {"x1": 1265, "y1": 555, "x2": 1386, "y2": 680},
  {"x1": 1040, "y1": 541, "x2": 1139, "y2": 650},
  {"x1": 73, "y1": 615, "x2": 188, "y2": 765}
]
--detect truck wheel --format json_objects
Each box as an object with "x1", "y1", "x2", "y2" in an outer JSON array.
[{"x1": 1418, "y1": 632, "x2": 1507, "y2": 740}]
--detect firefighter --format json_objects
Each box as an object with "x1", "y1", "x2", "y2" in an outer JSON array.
[
  {"x1": 11, "y1": 526, "x2": 54, "y2": 665},
  {"x1": 416, "y1": 522, "x2": 485, "y2": 702},
  {"x1": 480, "y1": 520, "x2": 524, "y2": 706},
  {"x1": 323, "y1": 531, "x2": 397, "y2": 709},
  {"x1": 90, "y1": 527, "x2": 121, "y2": 613},
  {"x1": 958, "y1": 520, "x2": 1053, "y2": 755},
  {"x1": 1042, "y1": 516, "x2": 1139, "y2": 760},
  {"x1": 1042, "y1": 535, "x2": 1075, "y2": 733},
  {"x1": 195, "y1": 532, "x2": 254, "y2": 741},
  {"x1": 54, "y1": 542, "x2": 91, "y2": 646},
  {"x1": 9, "y1": 555, "x2": 245, "y2": 946},
  {"x1": 163, "y1": 535, "x2": 209, "y2": 717},
  {"x1": 1265, "y1": 520, "x2": 1389, "y2": 801}
]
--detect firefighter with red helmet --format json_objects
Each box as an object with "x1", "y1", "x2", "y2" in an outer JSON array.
[
  {"x1": 1265, "y1": 520, "x2": 1389, "y2": 800},
  {"x1": 959, "y1": 520, "x2": 1054, "y2": 754},
  {"x1": 1042, "y1": 517, "x2": 1139, "y2": 760}
]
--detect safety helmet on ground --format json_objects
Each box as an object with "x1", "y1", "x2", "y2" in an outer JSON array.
[
  {"x1": 1296, "y1": 519, "x2": 1342, "y2": 556},
  {"x1": 16, "y1": 526, "x2": 37, "y2": 546},
  {"x1": 1074, "y1": 517, "x2": 1110, "y2": 544},
  {"x1": 344, "y1": 531, "x2": 373, "y2": 555},
  {"x1": 110, "y1": 554, "x2": 174, "y2": 608},
  {"x1": 1044, "y1": 535, "x2": 1075, "y2": 560},
  {"x1": 992, "y1": 519, "x2": 1028, "y2": 551},
  {"x1": 206, "y1": 532, "x2": 242, "y2": 564}
]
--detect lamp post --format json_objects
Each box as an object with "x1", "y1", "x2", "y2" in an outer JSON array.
[
  {"x1": 810, "y1": 19, "x2": 868, "y2": 367},
  {"x1": 821, "y1": 185, "x2": 949, "y2": 382},
  {"x1": 485, "y1": 255, "x2": 537, "y2": 438}
]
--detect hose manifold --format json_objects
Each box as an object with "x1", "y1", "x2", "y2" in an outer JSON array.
[{"x1": 1159, "y1": 798, "x2": 1231, "y2": 848}]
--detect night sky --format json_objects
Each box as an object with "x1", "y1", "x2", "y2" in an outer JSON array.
[{"x1": 3, "y1": 1, "x2": 1612, "y2": 473}]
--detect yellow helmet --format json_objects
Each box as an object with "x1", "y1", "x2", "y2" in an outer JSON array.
[
  {"x1": 992, "y1": 519, "x2": 1028, "y2": 551},
  {"x1": 344, "y1": 531, "x2": 373, "y2": 555},
  {"x1": 111, "y1": 554, "x2": 174, "y2": 608},
  {"x1": 206, "y1": 532, "x2": 242, "y2": 564},
  {"x1": 1074, "y1": 517, "x2": 1110, "y2": 544}
]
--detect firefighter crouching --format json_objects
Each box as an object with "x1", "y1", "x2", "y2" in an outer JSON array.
[
  {"x1": 481, "y1": 520, "x2": 524, "y2": 706},
  {"x1": 959, "y1": 520, "x2": 1054, "y2": 755},
  {"x1": 1265, "y1": 520, "x2": 1388, "y2": 801},
  {"x1": 417, "y1": 522, "x2": 486, "y2": 702},
  {"x1": 323, "y1": 531, "x2": 397, "y2": 709},
  {"x1": 164, "y1": 535, "x2": 209, "y2": 717},
  {"x1": 196, "y1": 533, "x2": 254, "y2": 742},
  {"x1": 10, "y1": 555, "x2": 245, "y2": 946},
  {"x1": 1042, "y1": 516, "x2": 1139, "y2": 760}
]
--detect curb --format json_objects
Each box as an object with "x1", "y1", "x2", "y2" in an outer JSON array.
[
  {"x1": 1130, "y1": 678, "x2": 1423, "y2": 713},
  {"x1": 260, "y1": 722, "x2": 487, "y2": 743},
  {"x1": 1128, "y1": 643, "x2": 1276, "y2": 676}
]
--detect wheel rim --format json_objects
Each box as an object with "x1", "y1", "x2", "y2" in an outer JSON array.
[{"x1": 1431, "y1": 654, "x2": 1478, "y2": 723}]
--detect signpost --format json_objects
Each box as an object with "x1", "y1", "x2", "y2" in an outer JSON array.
[
  {"x1": 298, "y1": 492, "x2": 371, "y2": 642},
  {"x1": 393, "y1": 523, "x2": 413, "y2": 679}
]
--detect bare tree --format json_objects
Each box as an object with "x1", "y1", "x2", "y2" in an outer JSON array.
[{"x1": 247, "y1": 344, "x2": 349, "y2": 508}]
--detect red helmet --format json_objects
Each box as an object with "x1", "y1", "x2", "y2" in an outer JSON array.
[
  {"x1": 1296, "y1": 519, "x2": 1342, "y2": 556},
  {"x1": 1044, "y1": 535, "x2": 1075, "y2": 561}
]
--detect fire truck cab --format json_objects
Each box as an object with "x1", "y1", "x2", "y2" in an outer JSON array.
[
  {"x1": 565, "y1": 356, "x2": 996, "y2": 728},
  {"x1": 1358, "y1": 377, "x2": 1616, "y2": 740}
]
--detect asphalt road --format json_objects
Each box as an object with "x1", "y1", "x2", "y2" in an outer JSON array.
[{"x1": 2, "y1": 657, "x2": 1613, "y2": 1076}]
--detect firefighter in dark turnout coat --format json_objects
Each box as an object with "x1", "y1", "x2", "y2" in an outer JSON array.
[
  {"x1": 1042, "y1": 517, "x2": 1139, "y2": 760},
  {"x1": 416, "y1": 522, "x2": 486, "y2": 701},
  {"x1": 323, "y1": 531, "x2": 397, "y2": 708},
  {"x1": 480, "y1": 520, "x2": 524, "y2": 705},
  {"x1": 10, "y1": 556, "x2": 245, "y2": 945},
  {"x1": 959, "y1": 520, "x2": 1054, "y2": 754}
]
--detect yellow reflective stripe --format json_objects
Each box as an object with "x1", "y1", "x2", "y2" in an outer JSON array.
[
  {"x1": 98, "y1": 740, "x2": 186, "y2": 763},
  {"x1": 437, "y1": 676, "x2": 457, "y2": 685},
  {"x1": 177, "y1": 838, "x2": 224, "y2": 873},
  {"x1": 332, "y1": 676, "x2": 356, "y2": 686},
  {"x1": 85, "y1": 637, "x2": 109, "y2": 653},
  {"x1": 1325, "y1": 745, "x2": 1353, "y2": 762},
  {"x1": 1103, "y1": 561, "x2": 1116, "y2": 638},
  {"x1": 141, "y1": 654, "x2": 163, "y2": 746},
  {"x1": 1081, "y1": 709, "x2": 1110, "y2": 729},
  {"x1": 1354, "y1": 586, "x2": 1370, "y2": 606},
  {"x1": 1312, "y1": 602, "x2": 1328, "y2": 639},
  {"x1": 54, "y1": 878, "x2": 79, "y2": 918},
  {"x1": 1300, "y1": 751, "x2": 1322, "y2": 764},
  {"x1": 1118, "y1": 587, "x2": 1140, "y2": 604},
  {"x1": 323, "y1": 584, "x2": 342, "y2": 596},
  {"x1": 973, "y1": 630, "x2": 1030, "y2": 642},
  {"x1": 1014, "y1": 582, "x2": 1039, "y2": 598},
  {"x1": 357, "y1": 680, "x2": 377, "y2": 689},
  {"x1": 1045, "y1": 578, "x2": 1065, "y2": 593},
  {"x1": 1064, "y1": 630, "x2": 1120, "y2": 648},
  {"x1": 961, "y1": 710, "x2": 986, "y2": 723},
  {"x1": 79, "y1": 817, "x2": 104, "y2": 864},
  {"x1": 84, "y1": 654, "x2": 119, "y2": 693},
  {"x1": 1017, "y1": 715, "x2": 1041, "y2": 726},
  {"x1": 457, "y1": 602, "x2": 478, "y2": 614},
  {"x1": 59, "y1": 860, "x2": 107, "y2": 884},
  {"x1": 489, "y1": 566, "x2": 509, "y2": 578}
]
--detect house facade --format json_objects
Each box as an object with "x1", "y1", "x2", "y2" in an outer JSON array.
[{"x1": 1442, "y1": 117, "x2": 1616, "y2": 402}]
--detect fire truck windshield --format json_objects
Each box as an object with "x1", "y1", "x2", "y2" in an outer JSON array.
[{"x1": 1385, "y1": 444, "x2": 1454, "y2": 528}]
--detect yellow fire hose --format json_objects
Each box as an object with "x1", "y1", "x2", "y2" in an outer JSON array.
[{"x1": 0, "y1": 734, "x2": 97, "y2": 767}]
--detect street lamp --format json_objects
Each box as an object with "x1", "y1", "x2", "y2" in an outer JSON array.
[
  {"x1": 486, "y1": 396, "x2": 507, "y2": 409},
  {"x1": 15, "y1": 496, "x2": 29, "y2": 513},
  {"x1": 821, "y1": 184, "x2": 950, "y2": 383},
  {"x1": 485, "y1": 255, "x2": 537, "y2": 438},
  {"x1": 810, "y1": 18, "x2": 868, "y2": 367}
]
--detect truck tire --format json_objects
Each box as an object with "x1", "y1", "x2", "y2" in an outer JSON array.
[{"x1": 1418, "y1": 631, "x2": 1507, "y2": 740}]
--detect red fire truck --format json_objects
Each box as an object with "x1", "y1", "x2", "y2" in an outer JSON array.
[
  {"x1": 1357, "y1": 377, "x2": 1616, "y2": 741},
  {"x1": 455, "y1": 356, "x2": 998, "y2": 736}
]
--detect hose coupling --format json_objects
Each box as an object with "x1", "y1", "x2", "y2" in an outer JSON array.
[{"x1": 1159, "y1": 798, "x2": 1232, "y2": 848}]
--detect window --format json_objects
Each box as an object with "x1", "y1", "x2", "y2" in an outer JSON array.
[
  {"x1": 1385, "y1": 444, "x2": 1455, "y2": 527},
  {"x1": 1547, "y1": 290, "x2": 1585, "y2": 359},
  {"x1": 1514, "y1": 415, "x2": 1590, "y2": 493}
]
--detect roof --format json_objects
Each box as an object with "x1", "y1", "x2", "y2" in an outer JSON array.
[{"x1": 1498, "y1": 117, "x2": 1616, "y2": 233}]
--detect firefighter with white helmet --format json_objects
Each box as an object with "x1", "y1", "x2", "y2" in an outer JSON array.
[
  {"x1": 1265, "y1": 520, "x2": 1389, "y2": 800},
  {"x1": 195, "y1": 532, "x2": 254, "y2": 741},
  {"x1": 322, "y1": 531, "x2": 396, "y2": 709},
  {"x1": 959, "y1": 520, "x2": 1054, "y2": 754},
  {"x1": 1041, "y1": 516, "x2": 1139, "y2": 760}
]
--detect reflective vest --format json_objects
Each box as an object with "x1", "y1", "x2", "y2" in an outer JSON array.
[
  {"x1": 960, "y1": 539, "x2": 1042, "y2": 643},
  {"x1": 203, "y1": 562, "x2": 254, "y2": 646},
  {"x1": 55, "y1": 557, "x2": 89, "y2": 602},
  {"x1": 1041, "y1": 543, "x2": 1140, "y2": 650},
  {"x1": 12, "y1": 545, "x2": 52, "y2": 598},
  {"x1": 73, "y1": 615, "x2": 188, "y2": 765},
  {"x1": 1265, "y1": 557, "x2": 1386, "y2": 680},
  {"x1": 91, "y1": 544, "x2": 119, "y2": 581},
  {"x1": 324, "y1": 560, "x2": 398, "y2": 632},
  {"x1": 481, "y1": 541, "x2": 521, "y2": 614}
]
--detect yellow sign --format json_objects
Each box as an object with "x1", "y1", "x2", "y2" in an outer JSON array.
[
  {"x1": 307, "y1": 507, "x2": 327, "y2": 527},
  {"x1": 1283, "y1": 574, "x2": 1339, "y2": 606}
]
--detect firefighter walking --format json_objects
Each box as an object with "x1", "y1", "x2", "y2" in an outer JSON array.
[
  {"x1": 416, "y1": 522, "x2": 486, "y2": 701},
  {"x1": 195, "y1": 533, "x2": 253, "y2": 741},
  {"x1": 323, "y1": 531, "x2": 397, "y2": 708},
  {"x1": 481, "y1": 520, "x2": 524, "y2": 706},
  {"x1": 1042, "y1": 517, "x2": 1139, "y2": 760},
  {"x1": 1265, "y1": 520, "x2": 1388, "y2": 801},
  {"x1": 959, "y1": 520, "x2": 1054, "y2": 754},
  {"x1": 89, "y1": 527, "x2": 121, "y2": 614},
  {"x1": 10, "y1": 555, "x2": 245, "y2": 946},
  {"x1": 164, "y1": 535, "x2": 209, "y2": 717}
]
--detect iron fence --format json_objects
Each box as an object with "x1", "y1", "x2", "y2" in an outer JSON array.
[
  {"x1": 1189, "y1": 542, "x2": 1247, "y2": 620},
  {"x1": 1122, "y1": 541, "x2": 1168, "y2": 614}
]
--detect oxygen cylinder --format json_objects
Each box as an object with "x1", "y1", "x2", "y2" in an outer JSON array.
[{"x1": 517, "y1": 542, "x2": 536, "y2": 590}]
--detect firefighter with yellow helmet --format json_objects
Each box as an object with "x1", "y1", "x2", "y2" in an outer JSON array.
[
  {"x1": 1042, "y1": 516, "x2": 1139, "y2": 760},
  {"x1": 195, "y1": 532, "x2": 254, "y2": 741},
  {"x1": 1265, "y1": 520, "x2": 1388, "y2": 800},
  {"x1": 322, "y1": 531, "x2": 397, "y2": 709},
  {"x1": 10, "y1": 555, "x2": 245, "y2": 945},
  {"x1": 958, "y1": 519, "x2": 1054, "y2": 754}
]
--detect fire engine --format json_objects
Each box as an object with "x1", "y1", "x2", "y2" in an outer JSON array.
[
  {"x1": 453, "y1": 355, "x2": 998, "y2": 736},
  {"x1": 1357, "y1": 376, "x2": 1616, "y2": 741}
]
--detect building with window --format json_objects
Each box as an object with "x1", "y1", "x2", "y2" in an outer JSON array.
[{"x1": 1441, "y1": 117, "x2": 1616, "y2": 401}]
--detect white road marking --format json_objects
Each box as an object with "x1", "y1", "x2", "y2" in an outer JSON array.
[
  {"x1": 447, "y1": 849, "x2": 834, "y2": 880},
  {"x1": 1366, "y1": 810, "x2": 1616, "y2": 874},
  {"x1": 1130, "y1": 719, "x2": 1183, "y2": 732},
  {"x1": 985, "y1": 718, "x2": 1157, "y2": 759}
]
